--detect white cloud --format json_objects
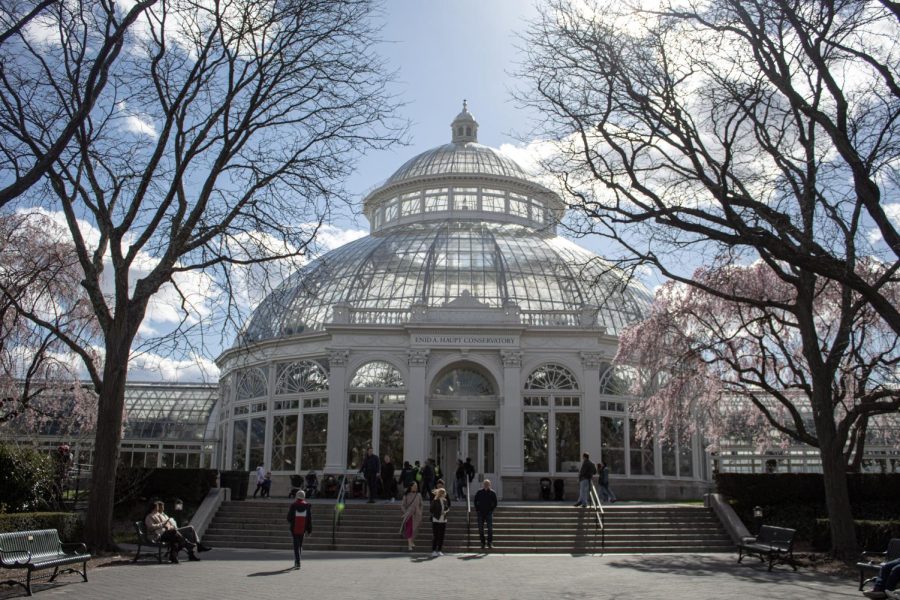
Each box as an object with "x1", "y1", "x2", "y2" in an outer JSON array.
[
  {"x1": 127, "y1": 350, "x2": 220, "y2": 382},
  {"x1": 123, "y1": 115, "x2": 159, "y2": 139}
]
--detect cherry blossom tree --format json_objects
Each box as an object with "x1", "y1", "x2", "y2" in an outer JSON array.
[
  {"x1": 616, "y1": 260, "x2": 900, "y2": 557},
  {"x1": 0, "y1": 212, "x2": 99, "y2": 435}
]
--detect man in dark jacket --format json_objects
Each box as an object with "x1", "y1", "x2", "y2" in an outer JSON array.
[
  {"x1": 360, "y1": 447, "x2": 381, "y2": 503},
  {"x1": 575, "y1": 452, "x2": 597, "y2": 507},
  {"x1": 473, "y1": 479, "x2": 498, "y2": 549},
  {"x1": 286, "y1": 491, "x2": 312, "y2": 569},
  {"x1": 421, "y1": 458, "x2": 436, "y2": 499}
]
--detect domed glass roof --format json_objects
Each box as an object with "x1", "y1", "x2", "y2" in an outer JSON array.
[
  {"x1": 384, "y1": 142, "x2": 528, "y2": 185},
  {"x1": 241, "y1": 221, "x2": 651, "y2": 343}
]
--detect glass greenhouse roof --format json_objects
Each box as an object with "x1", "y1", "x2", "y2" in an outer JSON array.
[
  {"x1": 383, "y1": 143, "x2": 528, "y2": 185},
  {"x1": 242, "y1": 220, "x2": 652, "y2": 343},
  {"x1": 122, "y1": 383, "x2": 218, "y2": 441}
]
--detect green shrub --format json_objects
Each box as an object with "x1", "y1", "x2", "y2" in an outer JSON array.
[
  {"x1": 0, "y1": 512, "x2": 82, "y2": 541},
  {"x1": 716, "y1": 473, "x2": 900, "y2": 546},
  {"x1": 114, "y1": 468, "x2": 218, "y2": 520},
  {"x1": 811, "y1": 519, "x2": 900, "y2": 551},
  {"x1": 0, "y1": 443, "x2": 57, "y2": 512}
]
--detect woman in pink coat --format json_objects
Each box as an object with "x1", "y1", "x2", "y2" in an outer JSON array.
[{"x1": 399, "y1": 481, "x2": 423, "y2": 551}]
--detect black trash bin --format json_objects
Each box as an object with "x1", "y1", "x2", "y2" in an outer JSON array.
[
  {"x1": 220, "y1": 470, "x2": 248, "y2": 501},
  {"x1": 539, "y1": 477, "x2": 552, "y2": 501},
  {"x1": 553, "y1": 478, "x2": 565, "y2": 501}
]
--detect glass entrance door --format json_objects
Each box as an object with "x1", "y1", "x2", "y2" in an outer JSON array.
[{"x1": 465, "y1": 430, "x2": 498, "y2": 498}]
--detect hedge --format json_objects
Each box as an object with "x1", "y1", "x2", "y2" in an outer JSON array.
[
  {"x1": 0, "y1": 444, "x2": 57, "y2": 512},
  {"x1": 715, "y1": 473, "x2": 900, "y2": 546},
  {"x1": 812, "y1": 519, "x2": 900, "y2": 552},
  {"x1": 114, "y1": 468, "x2": 218, "y2": 520},
  {"x1": 0, "y1": 512, "x2": 82, "y2": 541}
]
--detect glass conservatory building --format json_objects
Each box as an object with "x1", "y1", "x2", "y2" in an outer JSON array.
[{"x1": 215, "y1": 104, "x2": 708, "y2": 500}]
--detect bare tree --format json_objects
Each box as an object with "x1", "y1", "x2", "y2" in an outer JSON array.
[
  {"x1": 518, "y1": 0, "x2": 899, "y2": 558},
  {"x1": 5, "y1": 0, "x2": 402, "y2": 549},
  {"x1": 0, "y1": 1, "x2": 159, "y2": 208}
]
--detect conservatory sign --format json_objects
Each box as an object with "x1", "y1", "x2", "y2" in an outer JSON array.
[{"x1": 411, "y1": 333, "x2": 519, "y2": 348}]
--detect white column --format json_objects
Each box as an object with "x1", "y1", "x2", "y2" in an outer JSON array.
[
  {"x1": 499, "y1": 351, "x2": 523, "y2": 475},
  {"x1": 580, "y1": 352, "x2": 603, "y2": 461},
  {"x1": 324, "y1": 349, "x2": 349, "y2": 473},
  {"x1": 405, "y1": 350, "x2": 429, "y2": 464}
]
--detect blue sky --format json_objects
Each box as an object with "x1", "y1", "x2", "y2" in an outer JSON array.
[{"x1": 336, "y1": 0, "x2": 545, "y2": 227}]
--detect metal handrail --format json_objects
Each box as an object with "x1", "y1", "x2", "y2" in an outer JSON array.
[
  {"x1": 589, "y1": 482, "x2": 606, "y2": 553},
  {"x1": 465, "y1": 481, "x2": 472, "y2": 550},
  {"x1": 331, "y1": 474, "x2": 347, "y2": 547}
]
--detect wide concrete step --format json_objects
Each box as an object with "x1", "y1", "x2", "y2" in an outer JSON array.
[{"x1": 204, "y1": 501, "x2": 732, "y2": 554}]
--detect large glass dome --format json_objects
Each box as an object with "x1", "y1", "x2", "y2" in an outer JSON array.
[
  {"x1": 239, "y1": 103, "x2": 651, "y2": 344},
  {"x1": 242, "y1": 220, "x2": 651, "y2": 342}
]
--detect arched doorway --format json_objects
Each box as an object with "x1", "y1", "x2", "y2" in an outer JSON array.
[{"x1": 428, "y1": 361, "x2": 500, "y2": 498}]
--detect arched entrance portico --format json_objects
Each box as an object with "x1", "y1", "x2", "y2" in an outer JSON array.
[{"x1": 428, "y1": 361, "x2": 501, "y2": 498}]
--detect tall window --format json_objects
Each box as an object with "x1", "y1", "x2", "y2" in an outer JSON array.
[
  {"x1": 272, "y1": 415, "x2": 299, "y2": 471},
  {"x1": 347, "y1": 361, "x2": 406, "y2": 467},
  {"x1": 523, "y1": 364, "x2": 581, "y2": 474},
  {"x1": 629, "y1": 418, "x2": 654, "y2": 476},
  {"x1": 600, "y1": 416, "x2": 626, "y2": 474},
  {"x1": 248, "y1": 417, "x2": 266, "y2": 469},
  {"x1": 302, "y1": 413, "x2": 327, "y2": 470},
  {"x1": 231, "y1": 420, "x2": 247, "y2": 470}
]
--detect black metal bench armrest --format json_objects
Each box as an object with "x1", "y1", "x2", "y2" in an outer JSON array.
[
  {"x1": 860, "y1": 550, "x2": 887, "y2": 561},
  {"x1": 60, "y1": 542, "x2": 88, "y2": 555},
  {"x1": 0, "y1": 548, "x2": 33, "y2": 567}
]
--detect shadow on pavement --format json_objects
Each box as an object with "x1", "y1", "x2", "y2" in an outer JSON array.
[{"x1": 247, "y1": 567, "x2": 297, "y2": 577}]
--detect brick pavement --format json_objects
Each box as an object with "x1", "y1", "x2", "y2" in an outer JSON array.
[{"x1": 1, "y1": 548, "x2": 860, "y2": 600}]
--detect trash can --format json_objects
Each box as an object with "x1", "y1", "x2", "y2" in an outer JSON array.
[
  {"x1": 553, "y1": 478, "x2": 565, "y2": 501},
  {"x1": 220, "y1": 470, "x2": 248, "y2": 501},
  {"x1": 539, "y1": 478, "x2": 552, "y2": 501}
]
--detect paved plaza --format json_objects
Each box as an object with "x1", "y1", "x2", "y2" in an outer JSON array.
[{"x1": 3, "y1": 547, "x2": 862, "y2": 600}]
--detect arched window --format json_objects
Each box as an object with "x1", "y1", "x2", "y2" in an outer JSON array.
[
  {"x1": 275, "y1": 360, "x2": 329, "y2": 394},
  {"x1": 465, "y1": 126, "x2": 471, "y2": 136},
  {"x1": 235, "y1": 367, "x2": 267, "y2": 400},
  {"x1": 599, "y1": 363, "x2": 637, "y2": 396},
  {"x1": 431, "y1": 367, "x2": 494, "y2": 396},
  {"x1": 347, "y1": 361, "x2": 406, "y2": 470},
  {"x1": 350, "y1": 361, "x2": 404, "y2": 388},
  {"x1": 524, "y1": 364, "x2": 579, "y2": 390},
  {"x1": 523, "y1": 364, "x2": 581, "y2": 475}
]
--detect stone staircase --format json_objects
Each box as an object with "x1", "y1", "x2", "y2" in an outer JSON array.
[{"x1": 202, "y1": 499, "x2": 734, "y2": 554}]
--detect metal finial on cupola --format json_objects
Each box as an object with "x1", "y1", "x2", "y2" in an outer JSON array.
[{"x1": 451, "y1": 99, "x2": 478, "y2": 143}]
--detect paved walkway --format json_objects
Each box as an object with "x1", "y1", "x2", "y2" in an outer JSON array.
[{"x1": 3, "y1": 548, "x2": 860, "y2": 600}]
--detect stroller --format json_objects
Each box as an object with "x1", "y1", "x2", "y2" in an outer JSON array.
[{"x1": 304, "y1": 471, "x2": 319, "y2": 499}]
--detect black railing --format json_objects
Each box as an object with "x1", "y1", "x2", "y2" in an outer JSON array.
[
  {"x1": 331, "y1": 474, "x2": 347, "y2": 547},
  {"x1": 589, "y1": 482, "x2": 605, "y2": 552}
]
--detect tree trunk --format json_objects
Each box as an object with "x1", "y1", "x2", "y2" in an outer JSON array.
[
  {"x1": 816, "y1": 418, "x2": 858, "y2": 560},
  {"x1": 83, "y1": 325, "x2": 135, "y2": 551}
]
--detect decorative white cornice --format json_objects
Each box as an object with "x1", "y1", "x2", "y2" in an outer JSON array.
[{"x1": 580, "y1": 351, "x2": 606, "y2": 370}]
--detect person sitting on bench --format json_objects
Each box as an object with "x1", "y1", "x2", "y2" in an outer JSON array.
[
  {"x1": 144, "y1": 501, "x2": 210, "y2": 563},
  {"x1": 864, "y1": 557, "x2": 900, "y2": 599}
]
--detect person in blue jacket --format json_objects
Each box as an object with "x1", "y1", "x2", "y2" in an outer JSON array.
[{"x1": 286, "y1": 490, "x2": 313, "y2": 569}]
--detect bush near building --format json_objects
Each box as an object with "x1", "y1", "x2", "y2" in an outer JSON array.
[
  {"x1": 716, "y1": 473, "x2": 900, "y2": 549},
  {"x1": 114, "y1": 467, "x2": 218, "y2": 514},
  {"x1": 0, "y1": 443, "x2": 56, "y2": 512},
  {"x1": 0, "y1": 512, "x2": 81, "y2": 541}
]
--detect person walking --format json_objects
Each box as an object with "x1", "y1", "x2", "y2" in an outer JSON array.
[
  {"x1": 286, "y1": 490, "x2": 312, "y2": 569},
  {"x1": 360, "y1": 447, "x2": 380, "y2": 503},
  {"x1": 382, "y1": 455, "x2": 397, "y2": 501},
  {"x1": 473, "y1": 479, "x2": 498, "y2": 549},
  {"x1": 421, "y1": 458, "x2": 435, "y2": 499},
  {"x1": 430, "y1": 487, "x2": 450, "y2": 557},
  {"x1": 252, "y1": 463, "x2": 266, "y2": 498},
  {"x1": 400, "y1": 461, "x2": 415, "y2": 491},
  {"x1": 454, "y1": 459, "x2": 466, "y2": 501},
  {"x1": 399, "y1": 481, "x2": 423, "y2": 551},
  {"x1": 597, "y1": 461, "x2": 616, "y2": 503},
  {"x1": 574, "y1": 453, "x2": 597, "y2": 507}
]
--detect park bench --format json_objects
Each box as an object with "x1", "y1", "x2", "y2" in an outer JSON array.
[
  {"x1": 857, "y1": 538, "x2": 900, "y2": 591},
  {"x1": 0, "y1": 528, "x2": 90, "y2": 596},
  {"x1": 132, "y1": 521, "x2": 169, "y2": 563},
  {"x1": 737, "y1": 525, "x2": 797, "y2": 572}
]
